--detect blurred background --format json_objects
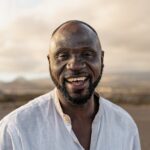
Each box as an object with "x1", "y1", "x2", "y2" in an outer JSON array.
[{"x1": 0, "y1": 0, "x2": 150, "y2": 149}]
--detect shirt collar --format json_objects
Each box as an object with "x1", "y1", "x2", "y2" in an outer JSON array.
[
  {"x1": 53, "y1": 88, "x2": 102, "y2": 124},
  {"x1": 54, "y1": 88, "x2": 71, "y2": 124}
]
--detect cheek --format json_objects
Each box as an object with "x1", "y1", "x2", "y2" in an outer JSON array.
[
  {"x1": 93, "y1": 65, "x2": 101, "y2": 80},
  {"x1": 50, "y1": 61, "x2": 66, "y2": 82},
  {"x1": 87, "y1": 59, "x2": 102, "y2": 78}
]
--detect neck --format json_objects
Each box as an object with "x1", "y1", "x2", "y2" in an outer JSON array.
[{"x1": 56, "y1": 89, "x2": 99, "y2": 121}]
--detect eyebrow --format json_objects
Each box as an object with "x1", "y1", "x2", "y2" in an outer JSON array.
[
  {"x1": 55, "y1": 48, "x2": 70, "y2": 56},
  {"x1": 80, "y1": 47, "x2": 96, "y2": 52},
  {"x1": 55, "y1": 47, "x2": 97, "y2": 55}
]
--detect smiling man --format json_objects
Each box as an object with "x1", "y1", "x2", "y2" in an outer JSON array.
[{"x1": 0, "y1": 20, "x2": 141, "y2": 150}]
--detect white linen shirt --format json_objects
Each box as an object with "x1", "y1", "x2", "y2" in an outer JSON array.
[{"x1": 0, "y1": 88, "x2": 141, "y2": 150}]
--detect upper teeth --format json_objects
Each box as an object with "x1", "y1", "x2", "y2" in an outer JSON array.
[{"x1": 67, "y1": 77, "x2": 86, "y2": 82}]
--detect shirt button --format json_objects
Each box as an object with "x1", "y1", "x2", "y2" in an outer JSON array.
[{"x1": 63, "y1": 114, "x2": 71, "y2": 124}]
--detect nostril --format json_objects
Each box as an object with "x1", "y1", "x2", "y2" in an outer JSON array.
[{"x1": 66, "y1": 62, "x2": 86, "y2": 70}]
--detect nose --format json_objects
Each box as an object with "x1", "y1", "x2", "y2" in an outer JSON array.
[{"x1": 66, "y1": 56, "x2": 86, "y2": 71}]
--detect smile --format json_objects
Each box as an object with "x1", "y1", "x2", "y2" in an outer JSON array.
[
  {"x1": 66, "y1": 77, "x2": 87, "y2": 83},
  {"x1": 65, "y1": 76, "x2": 89, "y2": 90}
]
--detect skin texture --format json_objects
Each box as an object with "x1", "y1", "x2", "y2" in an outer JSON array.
[{"x1": 48, "y1": 21, "x2": 104, "y2": 150}]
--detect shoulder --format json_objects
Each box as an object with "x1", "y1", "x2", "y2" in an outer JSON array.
[
  {"x1": 100, "y1": 97, "x2": 138, "y2": 133},
  {"x1": 0, "y1": 89, "x2": 55, "y2": 130}
]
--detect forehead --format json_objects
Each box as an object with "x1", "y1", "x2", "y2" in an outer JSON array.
[{"x1": 50, "y1": 23, "x2": 101, "y2": 53}]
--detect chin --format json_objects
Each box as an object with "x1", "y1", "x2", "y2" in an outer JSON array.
[{"x1": 64, "y1": 88, "x2": 93, "y2": 105}]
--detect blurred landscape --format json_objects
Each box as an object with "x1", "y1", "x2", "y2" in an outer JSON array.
[
  {"x1": 0, "y1": 72, "x2": 150, "y2": 104},
  {"x1": 0, "y1": 72, "x2": 150, "y2": 149}
]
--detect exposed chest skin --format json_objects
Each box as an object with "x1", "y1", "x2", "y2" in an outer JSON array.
[{"x1": 72, "y1": 118, "x2": 92, "y2": 150}]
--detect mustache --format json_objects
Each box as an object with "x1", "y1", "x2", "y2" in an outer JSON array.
[{"x1": 64, "y1": 71, "x2": 89, "y2": 78}]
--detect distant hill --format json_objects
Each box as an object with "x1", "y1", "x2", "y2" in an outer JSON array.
[
  {"x1": 0, "y1": 72, "x2": 150, "y2": 104},
  {"x1": 0, "y1": 77, "x2": 54, "y2": 95},
  {"x1": 100, "y1": 72, "x2": 150, "y2": 88}
]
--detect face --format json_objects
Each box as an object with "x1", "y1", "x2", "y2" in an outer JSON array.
[{"x1": 48, "y1": 23, "x2": 103, "y2": 105}]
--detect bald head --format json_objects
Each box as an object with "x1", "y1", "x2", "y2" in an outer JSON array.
[
  {"x1": 52, "y1": 20, "x2": 98, "y2": 37},
  {"x1": 50, "y1": 20, "x2": 102, "y2": 52}
]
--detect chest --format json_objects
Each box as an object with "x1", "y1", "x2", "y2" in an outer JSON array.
[
  {"x1": 72, "y1": 121, "x2": 92, "y2": 150},
  {"x1": 15, "y1": 119, "x2": 128, "y2": 150}
]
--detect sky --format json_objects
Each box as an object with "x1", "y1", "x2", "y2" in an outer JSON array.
[{"x1": 0, "y1": 0, "x2": 150, "y2": 81}]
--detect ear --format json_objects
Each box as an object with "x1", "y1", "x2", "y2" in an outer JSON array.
[
  {"x1": 101, "y1": 50, "x2": 104, "y2": 63},
  {"x1": 47, "y1": 55, "x2": 50, "y2": 64},
  {"x1": 101, "y1": 50, "x2": 104, "y2": 73}
]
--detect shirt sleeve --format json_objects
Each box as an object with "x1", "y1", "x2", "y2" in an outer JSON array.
[
  {"x1": 0, "y1": 121, "x2": 14, "y2": 150},
  {"x1": 132, "y1": 130, "x2": 141, "y2": 150}
]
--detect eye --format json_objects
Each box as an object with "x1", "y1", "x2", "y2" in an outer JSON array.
[
  {"x1": 82, "y1": 51, "x2": 95, "y2": 58},
  {"x1": 57, "y1": 52, "x2": 69, "y2": 61}
]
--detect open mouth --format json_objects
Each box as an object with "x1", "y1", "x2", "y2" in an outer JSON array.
[
  {"x1": 67, "y1": 76, "x2": 87, "y2": 82},
  {"x1": 65, "y1": 76, "x2": 89, "y2": 88}
]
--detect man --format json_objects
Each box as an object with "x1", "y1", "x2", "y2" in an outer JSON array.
[{"x1": 0, "y1": 20, "x2": 141, "y2": 150}]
